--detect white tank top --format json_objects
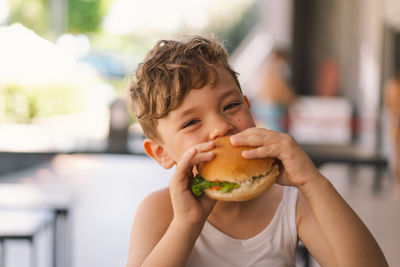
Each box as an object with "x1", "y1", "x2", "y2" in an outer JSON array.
[{"x1": 186, "y1": 186, "x2": 299, "y2": 267}]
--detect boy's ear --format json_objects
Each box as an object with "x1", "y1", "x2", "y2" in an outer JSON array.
[
  {"x1": 143, "y1": 138, "x2": 175, "y2": 169},
  {"x1": 244, "y1": 95, "x2": 251, "y2": 110}
]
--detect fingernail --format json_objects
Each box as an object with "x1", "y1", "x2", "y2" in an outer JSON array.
[
  {"x1": 230, "y1": 135, "x2": 240, "y2": 143},
  {"x1": 207, "y1": 141, "x2": 215, "y2": 147},
  {"x1": 206, "y1": 151, "x2": 215, "y2": 159},
  {"x1": 242, "y1": 150, "x2": 250, "y2": 158}
]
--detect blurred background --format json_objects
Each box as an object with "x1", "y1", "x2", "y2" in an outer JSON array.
[{"x1": 0, "y1": 0, "x2": 399, "y2": 266}]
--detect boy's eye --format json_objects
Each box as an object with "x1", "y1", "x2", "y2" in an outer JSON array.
[
  {"x1": 182, "y1": 119, "x2": 200, "y2": 129},
  {"x1": 223, "y1": 102, "x2": 241, "y2": 111}
]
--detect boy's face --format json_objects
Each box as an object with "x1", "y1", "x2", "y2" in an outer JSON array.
[{"x1": 147, "y1": 66, "x2": 256, "y2": 167}]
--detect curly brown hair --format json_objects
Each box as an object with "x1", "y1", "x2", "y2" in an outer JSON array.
[{"x1": 129, "y1": 35, "x2": 242, "y2": 141}]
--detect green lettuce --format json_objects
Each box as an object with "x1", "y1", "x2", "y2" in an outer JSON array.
[{"x1": 191, "y1": 174, "x2": 239, "y2": 197}]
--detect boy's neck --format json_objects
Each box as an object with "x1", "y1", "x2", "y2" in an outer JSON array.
[
  {"x1": 209, "y1": 184, "x2": 283, "y2": 218},
  {"x1": 206, "y1": 185, "x2": 284, "y2": 240}
]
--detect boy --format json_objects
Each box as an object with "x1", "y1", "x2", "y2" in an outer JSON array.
[{"x1": 126, "y1": 35, "x2": 388, "y2": 266}]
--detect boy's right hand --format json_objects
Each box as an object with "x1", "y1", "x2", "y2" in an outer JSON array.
[{"x1": 169, "y1": 141, "x2": 217, "y2": 227}]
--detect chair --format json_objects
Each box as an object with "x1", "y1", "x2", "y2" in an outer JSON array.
[{"x1": 0, "y1": 209, "x2": 53, "y2": 267}]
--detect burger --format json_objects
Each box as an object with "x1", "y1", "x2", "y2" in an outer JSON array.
[{"x1": 191, "y1": 135, "x2": 280, "y2": 201}]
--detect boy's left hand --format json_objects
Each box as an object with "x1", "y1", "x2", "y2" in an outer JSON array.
[{"x1": 230, "y1": 127, "x2": 320, "y2": 188}]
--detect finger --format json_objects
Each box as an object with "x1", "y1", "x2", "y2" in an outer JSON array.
[
  {"x1": 194, "y1": 140, "x2": 216, "y2": 153},
  {"x1": 192, "y1": 151, "x2": 215, "y2": 166},
  {"x1": 178, "y1": 140, "x2": 215, "y2": 178},
  {"x1": 176, "y1": 141, "x2": 215, "y2": 174},
  {"x1": 186, "y1": 141, "x2": 216, "y2": 171},
  {"x1": 230, "y1": 128, "x2": 276, "y2": 147},
  {"x1": 170, "y1": 151, "x2": 215, "y2": 195},
  {"x1": 170, "y1": 147, "x2": 197, "y2": 186},
  {"x1": 242, "y1": 144, "x2": 280, "y2": 159},
  {"x1": 172, "y1": 148, "x2": 215, "y2": 186}
]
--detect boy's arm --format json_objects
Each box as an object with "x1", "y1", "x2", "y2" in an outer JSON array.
[
  {"x1": 297, "y1": 176, "x2": 387, "y2": 267},
  {"x1": 230, "y1": 128, "x2": 388, "y2": 267},
  {"x1": 126, "y1": 190, "x2": 203, "y2": 267},
  {"x1": 126, "y1": 142, "x2": 216, "y2": 267}
]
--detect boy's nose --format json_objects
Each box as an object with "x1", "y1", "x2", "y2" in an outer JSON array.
[{"x1": 209, "y1": 117, "x2": 234, "y2": 140}]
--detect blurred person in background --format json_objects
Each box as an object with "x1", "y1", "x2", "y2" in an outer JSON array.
[
  {"x1": 315, "y1": 58, "x2": 340, "y2": 97},
  {"x1": 384, "y1": 69, "x2": 400, "y2": 191},
  {"x1": 251, "y1": 49, "x2": 296, "y2": 132}
]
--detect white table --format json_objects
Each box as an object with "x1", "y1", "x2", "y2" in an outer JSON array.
[{"x1": 0, "y1": 184, "x2": 73, "y2": 267}]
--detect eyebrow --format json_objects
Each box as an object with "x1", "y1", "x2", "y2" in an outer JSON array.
[
  {"x1": 176, "y1": 107, "x2": 197, "y2": 120},
  {"x1": 219, "y1": 87, "x2": 241, "y2": 99},
  {"x1": 174, "y1": 87, "x2": 241, "y2": 121}
]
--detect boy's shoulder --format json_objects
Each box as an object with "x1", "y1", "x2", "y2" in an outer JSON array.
[
  {"x1": 139, "y1": 187, "x2": 172, "y2": 213},
  {"x1": 128, "y1": 187, "x2": 173, "y2": 264},
  {"x1": 136, "y1": 187, "x2": 173, "y2": 224}
]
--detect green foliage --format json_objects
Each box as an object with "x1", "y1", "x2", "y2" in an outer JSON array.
[
  {"x1": 68, "y1": 0, "x2": 100, "y2": 33},
  {"x1": 8, "y1": 0, "x2": 112, "y2": 35},
  {"x1": 68, "y1": 0, "x2": 112, "y2": 33},
  {"x1": 8, "y1": 0, "x2": 49, "y2": 36},
  {"x1": 0, "y1": 84, "x2": 86, "y2": 123}
]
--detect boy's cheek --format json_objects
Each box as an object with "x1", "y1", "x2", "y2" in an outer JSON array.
[{"x1": 240, "y1": 113, "x2": 257, "y2": 129}]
